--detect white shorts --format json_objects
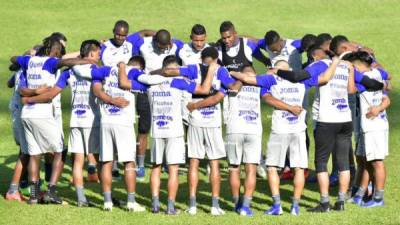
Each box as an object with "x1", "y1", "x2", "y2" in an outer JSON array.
[
  {"x1": 151, "y1": 137, "x2": 186, "y2": 165},
  {"x1": 21, "y1": 118, "x2": 64, "y2": 155},
  {"x1": 100, "y1": 124, "x2": 136, "y2": 162},
  {"x1": 265, "y1": 131, "x2": 308, "y2": 169},
  {"x1": 53, "y1": 107, "x2": 64, "y2": 140},
  {"x1": 361, "y1": 130, "x2": 389, "y2": 161},
  {"x1": 226, "y1": 133, "x2": 261, "y2": 165},
  {"x1": 187, "y1": 125, "x2": 226, "y2": 160},
  {"x1": 12, "y1": 111, "x2": 28, "y2": 154},
  {"x1": 68, "y1": 127, "x2": 100, "y2": 155}
]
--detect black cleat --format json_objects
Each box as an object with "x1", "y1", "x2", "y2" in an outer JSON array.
[
  {"x1": 28, "y1": 182, "x2": 39, "y2": 205},
  {"x1": 332, "y1": 201, "x2": 345, "y2": 211},
  {"x1": 43, "y1": 191, "x2": 63, "y2": 204},
  {"x1": 307, "y1": 202, "x2": 331, "y2": 213}
]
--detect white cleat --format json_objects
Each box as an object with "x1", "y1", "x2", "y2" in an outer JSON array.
[
  {"x1": 185, "y1": 206, "x2": 197, "y2": 215},
  {"x1": 103, "y1": 201, "x2": 113, "y2": 211},
  {"x1": 127, "y1": 202, "x2": 146, "y2": 212},
  {"x1": 211, "y1": 207, "x2": 225, "y2": 216}
]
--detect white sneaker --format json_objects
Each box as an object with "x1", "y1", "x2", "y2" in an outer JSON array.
[
  {"x1": 186, "y1": 206, "x2": 197, "y2": 215},
  {"x1": 103, "y1": 201, "x2": 113, "y2": 211},
  {"x1": 127, "y1": 202, "x2": 146, "y2": 212},
  {"x1": 257, "y1": 164, "x2": 267, "y2": 178},
  {"x1": 211, "y1": 206, "x2": 225, "y2": 216}
]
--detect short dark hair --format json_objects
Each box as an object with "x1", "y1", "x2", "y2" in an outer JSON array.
[
  {"x1": 162, "y1": 55, "x2": 178, "y2": 68},
  {"x1": 50, "y1": 32, "x2": 67, "y2": 42},
  {"x1": 315, "y1": 33, "x2": 332, "y2": 47},
  {"x1": 343, "y1": 51, "x2": 374, "y2": 65},
  {"x1": 307, "y1": 44, "x2": 323, "y2": 61},
  {"x1": 301, "y1": 34, "x2": 317, "y2": 52},
  {"x1": 191, "y1": 24, "x2": 206, "y2": 35},
  {"x1": 128, "y1": 55, "x2": 145, "y2": 70},
  {"x1": 264, "y1": 30, "x2": 280, "y2": 47},
  {"x1": 80, "y1": 39, "x2": 101, "y2": 58},
  {"x1": 114, "y1": 20, "x2": 129, "y2": 31},
  {"x1": 201, "y1": 46, "x2": 219, "y2": 60},
  {"x1": 329, "y1": 35, "x2": 349, "y2": 55},
  {"x1": 155, "y1": 29, "x2": 171, "y2": 45},
  {"x1": 219, "y1": 21, "x2": 235, "y2": 33},
  {"x1": 37, "y1": 36, "x2": 63, "y2": 56}
]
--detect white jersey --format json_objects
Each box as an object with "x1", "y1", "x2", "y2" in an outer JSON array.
[
  {"x1": 269, "y1": 75, "x2": 307, "y2": 134},
  {"x1": 225, "y1": 85, "x2": 262, "y2": 135},
  {"x1": 139, "y1": 37, "x2": 181, "y2": 73},
  {"x1": 57, "y1": 64, "x2": 100, "y2": 128},
  {"x1": 9, "y1": 70, "x2": 24, "y2": 114},
  {"x1": 313, "y1": 59, "x2": 352, "y2": 123},
  {"x1": 179, "y1": 43, "x2": 209, "y2": 66},
  {"x1": 52, "y1": 70, "x2": 62, "y2": 117},
  {"x1": 266, "y1": 39, "x2": 302, "y2": 70},
  {"x1": 148, "y1": 78, "x2": 185, "y2": 138},
  {"x1": 359, "y1": 69, "x2": 389, "y2": 132},
  {"x1": 101, "y1": 40, "x2": 133, "y2": 67},
  {"x1": 98, "y1": 66, "x2": 136, "y2": 126},
  {"x1": 20, "y1": 56, "x2": 58, "y2": 119}
]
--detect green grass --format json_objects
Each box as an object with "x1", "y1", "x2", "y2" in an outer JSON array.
[{"x1": 1, "y1": 0, "x2": 400, "y2": 224}]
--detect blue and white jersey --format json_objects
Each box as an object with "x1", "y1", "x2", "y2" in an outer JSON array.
[
  {"x1": 133, "y1": 36, "x2": 184, "y2": 73},
  {"x1": 258, "y1": 38, "x2": 302, "y2": 70},
  {"x1": 357, "y1": 68, "x2": 389, "y2": 132},
  {"x1": 305, "y1": 59, "x2": 352, "y2": 123},
  {"x1": 56, "y1": 64, "x2": 100, "y2": 128},
  {"x1": 257, "y1": 74, "x2": 317, "y2": 133},
  {"x1": 18, "y1": 56, "x2": 59, "y2": 118},
  {"x1": 179, "y1": 64, "x2": 235, "y2": 127},
  {"x1": 100, "y1": 39, "x2": 134, "y2": 67},
  {"x1": 92, "y1": 66, "x2": 147, "y2": 126},
  {"x1": 9, "y1": 70, "x2": 24, "y2": 114},
  {"x1": 225, "y1": 85, "x2": 263, "y2": 136},
  {"x1": 179, "y1": 43, "x2": 209, "y2": 66}
]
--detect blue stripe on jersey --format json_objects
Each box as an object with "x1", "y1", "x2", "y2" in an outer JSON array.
[
  {"x1": 305, "y1": 61, "x2": 328, "y2": 77},
  {"x1": 256, "y1": 74, "x2": 277, "y2": 88},
  {"x1": 291, "y1": 39, "x2": 303, "y2": 53},
  {"x1": 217, "y1": 66, "x2": 235, "y2": 88},
  {"x1": 170, "y1": 79, "x2": 196, "y2": 93},
  {"x1": 179, "y1": 64, "x2": 198, "y2": 80},
  {"x1": 56, "y1": 70, "x2": 71, "y2": 89}
]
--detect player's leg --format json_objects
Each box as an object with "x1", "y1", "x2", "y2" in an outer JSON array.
[
  {"x1": 87, "y1": 153, "x2": 100, "y2": 182},
  {"x1": 101, "y1": 161, "x2": 113, "y2": 210},
  {"x1": 100, "y1": 125, "x2": 114, "y2": 211},
  {"x1": 44, "y1": 151, "x2": 66, "y2": 204},
  {"x1": 167, "y1": 164, "x2": 179, "y2": 214},
  {"x1": 87, "y1": 127, "x2": 101, "y2": 183},
  {"x1": 150, "y1": 138, "x2": 164, "y2": 213},
  {"x1": 6, "y1": 152, "x2": 29, "y2": 201},
  {"x1": 226, "y1": 134, "x2": 242, "y2": 211},
  {"x1": 188, "y1": 158, "x2": 200, "y2": 214},
  {"x1": 136, "y1": 92, "x2": 151, "y2": 180}
]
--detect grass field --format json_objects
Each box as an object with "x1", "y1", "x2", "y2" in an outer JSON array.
[{"x1": 0, "y1": 0, "x2": 399, "y2": 224}]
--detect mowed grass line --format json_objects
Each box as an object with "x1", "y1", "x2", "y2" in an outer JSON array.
[{"x1": 0, "y1": 1, "x2": 399, "y2": 224}]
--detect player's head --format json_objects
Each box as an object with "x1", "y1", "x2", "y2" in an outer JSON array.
[
  {"x1": 264, "y1": 30, "x2": 283, "y2": 53},
  {"x1": 162, "y1": 55, "x2": 179, "y2": 69},
  {"x1": 39, "y1": 36, "x2": 64, "y2": 58},
  {"x1": 50, "y1": 32, "x2": 67, "y2": 48},
  {"x1": 330, "y1": 35, "x2": 356, "y2": 56},
  {"x1": 154, "y1": 29, "x2": 172, "y2": 53},
  {"x1": 274, "y1": 59, "x2": 290, "y2": 70},
  {"x1": 80, "y1": 39, "x2": 101, "y2": 62},
  {"x1": 316, "y1": 33, "x2": 332, "y2": 53},
  {"x1": 190, "y1": 24, "x2": 207, "y2": 51},
  {"x1": 201, "y1": 46, "x2": 219, "y2": 65},
  {"x1": 113, "y1": 20, "x2": 129, "y2": 47},
  {"x1": 301, "y1": 34, "x2": 317, "y2": 52},
  {"x1": 128, "y1": 55, "x2": 145, "y2": 70},
  {"x1": 219, "y1": 21, "x2": 237, "y2": 48},
  {"x1": 307, "y1": 45, "x2": 328, "y2": 62},
  {"x1": 344, "y1": 51, "x2": 374, "y2": 70},
  {"x1": 240, "y1": 65, "x2": 256, "y2": 74}
]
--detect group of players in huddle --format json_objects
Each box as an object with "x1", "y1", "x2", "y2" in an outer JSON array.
[{"x1": 4, "y1": 19, "x2": 391, "y2": 216}]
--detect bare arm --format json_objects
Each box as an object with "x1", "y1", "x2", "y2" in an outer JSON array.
[
  {"x1": 347, "y1": 62, "x2": 357, "y2": 94},
  {"x1": 62, "y1": 51, "x2": 80, "y2": 59},
  {"x1": 117, "y1": 63, "x2": 132, "y2": 90},
  {"x1": 192, "y1": 63, "x2": 217, "y2": 95},
  {"x1": 92, "y1": 82, "x2": 129, "y2": 108},
  {"x1": 21, "y1": 87, "x2": 62, "y2": 104},
  {"x1": 230, "y1": 71, "x2": 258, "y2": 85},
  {"x1": 366, "y1": 95, "x2": 390, "y2": 119},
  {"x1": 19, "y1": 86, "x2": 51, "y2": 97},
  {"x1": 262, "y1": 94, "x2": 303, "y2": 116},
  {"x1": 57, "y1": 58, "x2": 94, "y2": 68},
  {"x1": 187, "y1": 91, "x2": 225, "y2": 112}
]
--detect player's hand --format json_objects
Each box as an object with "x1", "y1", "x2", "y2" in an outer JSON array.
[
  {"x1": 110, "y1": 97, "x2": 129, "y2": 108},
  {"x1": 366, "y1": 106, "x2": 380, "y2": 119},
  {"x1": 21, "y1": 97, "x2": 30, "y2": 105},
  {"x1": 35, "y1": 85, "x2": 51, "y2": 95},
  {"x1": 208, "y1": 61, "x2": 219, "y2": 72},
  {"x1": 267, "y1": 68, "x2": 278, "y2": 75},
  {"x1": 186, "y1": 102, "x2": 197, "y2": 112},
  {"x1": 289, "y1": 105, "x2": 303, "y2": 116},
  {"x1": 117, "y1": 62, "x2": 126, "y2": 68}
]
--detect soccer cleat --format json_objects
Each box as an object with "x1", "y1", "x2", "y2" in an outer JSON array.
[
  {"x1": 256, "y1": 164, "x2": 267, "y2": 179},
  {"x1": 28, "y1": 182, "x2": 40, "y2": 205},
  {"x1": 43, "y1": 191, "x2": 63, "y2": 204},
  {"x1": 239, "y1": 206, "x2": 254, "y2": 217},
  {"x1": 104, "y1": 201, "x2": 113, "y2": 211},
  {"x1": 362, "y1": 199, "x2": 384, "y2": 208},
  {"x1": 211, "y1": 206, "x2": 225, "y2": 216},
  {"x1": 234, "y1": 201, "x2": 243, "y2": 213},
  {"x1": 186, "y1": 206, "x2": 197, "y2": 215},
  {"x1": 332, "y1": 201, "x2": 345, "y2": 211},
  {"x1": 307, "y1": 202, "x2": 331, "y2": 213},
  {"x1": 290, "y1": 204, "x2": 300, "y2": 216},
  {"x1": 347, "y1": 196, "x2": 363, "y2": 206},
  {"x1": 166, "y1": 208, "x2": 180, "y2": 215},
  {"x1": 264, "y1": 204, "x2": 283, "y2": 215},
  {"x1": 87, "y1": 172, "x2": 100, "y2": 183},
  {"x1": 136, "y1": 167, "x2": 145, "y2": 181},
  {"x1": 5, "y1": 191, "x2": 27, "y2": 202},
  {"x1": 151, "y1": 206, "x2": 160, "y2": 214},
  {"x1": 127, "y1": 202, "x2": 146, "y2": 212}
]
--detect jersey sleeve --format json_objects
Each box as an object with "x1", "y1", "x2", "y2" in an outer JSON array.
[
  {"x1": 173, "y1": 39, "x2": 184, "y2": 57},
  {"x1": 91, "y1": 66, "x2": 111, "y2": 81},
  {"x1": 291, "y1": 39, "x2": 303, "y2": 53},
  {"x1": 43, "y1": 57, "x2": 60, "y2": 74},
  {"x1": 256, "y1": 75, "x2": 277, "y2": 88},
  {"x1": 132, "y1": 36, "x2": 145, "y2": 55},
  {"x1": 170, "y1": 78, "x2": 197, "y2": 93},
  {"x1": 257, "y1": 38, "x2": 267, "y2": 50},
  {"x1": 305, "y1": 61, "x2": 328, "y2": 77},
  {"x1": 179, "y1": 64, "x2": 198, "y2": 79},
  {"x1": 16, "y1": 55, "x2": 31, "y2": 70},
  {"x1": 377, "y1": 68, "x2": 389, "y2": 80},
  {"x1": 127, "y1": 68, "x2": 145, "y2": 80},
  {"x1": 260, "y1": 87, "x2": 271, "y2": 97},
  {"x1": 19, "y1": 71, "x2": 28, "y2": 88},
  {"x1": 217, "y1": 66, "x2": 235, "y2": 88},
  {"x1": 131, "y1": 80, "x2": 149, "y2": 91},
  {"x1": 55, "y1": 70, "x2": 70, "y2": 89},
  {"x1": 301, "y1": 73, "x2": 319, "y2": 89},
  {"x1": 137, "y1": 74, "x2": 168, "y2": 85}
]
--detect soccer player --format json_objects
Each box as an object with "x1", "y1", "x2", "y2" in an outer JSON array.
[
  {"x1": 21, "y1": 40, "x2": 103, "y2": 206},
  {"x1": 347, "y1": 51, "x2": 390, "y2": 207},
  {"x1": 179, "y1": 24, "x2": 209, "y2": 66},
  {"x1": 11, "y1": 37, "x2": 93, "y2": 204}
]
